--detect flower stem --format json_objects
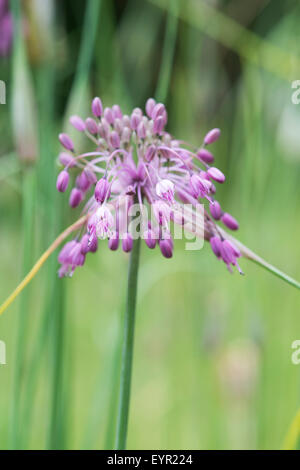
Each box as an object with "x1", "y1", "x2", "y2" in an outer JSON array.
[{"x1": 115, "y1": 236, "x2": 141, "y2": 450}]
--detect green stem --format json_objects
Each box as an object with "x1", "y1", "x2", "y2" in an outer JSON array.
[
  {"x1": 155, "y1": 0, "x2": 180, "y2": 102},
  {"x1": 115, "y1": 236, "x2": 141, "y2": 450}
]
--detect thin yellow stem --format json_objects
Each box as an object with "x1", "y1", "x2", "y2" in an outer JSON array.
[{"x1": 0, "y1": 215, "x2": 88, "y2": 317}]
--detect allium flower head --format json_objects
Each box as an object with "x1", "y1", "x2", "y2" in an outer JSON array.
[{"x1": 56, "y1": 97, "x2": 242, "y2": 276}]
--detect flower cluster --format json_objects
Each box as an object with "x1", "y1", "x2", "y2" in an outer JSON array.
[
  {"x1": 0, "y1": 0, "x2": 12, "y2": 57},
  {"x1": 56, "y1": 97, "x2": 243, "y2": 277}
]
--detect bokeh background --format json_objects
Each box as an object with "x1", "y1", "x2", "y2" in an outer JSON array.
[{"x1": 1, "y1": 0, "x2": 300, "y2": 450}]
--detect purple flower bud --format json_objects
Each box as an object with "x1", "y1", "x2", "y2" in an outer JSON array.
[
  {"x1": 84, "y1": 167, "x2": 97, "y2": 185},
  {"x1": 88, "y1": 232, "x2": 99, "y2": 253},
  {"x1": 69, "y1": 188, "x2": 83, "y2": 208},
  {"x1": 204, "y1": 128, "x2": 221, "y2": 145},
  {"x1": 209, "y1": 201, "x2": 222, "y2": 220},
  {"x1": 145, "y1": 144, "x2": 156, "y2": 162},
  {"x1": 110, "y1": 130, "x2": 120, "y2": 148},
  {"x1": 197, "y1": 148, "x2": 214, "y2": 163},
  {"x1": 76, "y1": 172, "x2": 90, "y2": 192},
  {"x1": 104, "y1": 107, "x2": 114, "y2": 125},
  {"x1": 144, "y1": 229, "x2": 156, "y2": 249},
  {"x1": 80, "y1": 234, "x2": 90, "y2": 255},
  {"x1": 137, "y1": 121, "x2": 146, "y2": 139},
  {"x1": 113, "y1": 118, "x2": 123, "y2": 134},
  {"x1": 59, "y1": 152, "x2": 76, "y2": 168},
  {"x1": 108, "y1": 231, "x2": 119, "y2": 251},
  {"x1": 121, "y1": 127, "x2": 131, "y2": 143},
  {"x1": 146, "y1": 98, "x2": 156, "y2": 117},
  {"x1": 207, "y1": 167, "x2": 225, "y2": 183},
  {"x1": 85, "y1": 117, "x2": 99, "y2": 135},
  {"x1": 130, "y1": 112, "x2": 141, "y2": 130},
  {"x1": 210, "y1": 236, "x2": 222, "y2": 259},
  {"x1": 152, "y1": 103, "x2": 165, "y2": 120},
  {"x1": 94, "y1": 178, "x2": 110, "y2": 204},
  {"x1": 56, "y1": 170, "x2": 69, "y2": 192},
  {"x1": 70, "y1": 115, "x2": 86, "y2": 132},
  {"x1": 59, "y1": 133, "x2": 74, "y2": 151},
  {"x1": 221, "y1": 212, "x2": 239, "y2": 231},
  {"x1": 112, "y1": 104, "x2": 123, "y2": 119},
  {"x1": 153, "y1": 116, "x2": 165, "y2": 134},
  {"x1": 92, "y1": 97, "x2": 103, "y2": 118},
  {"x1": 58, "y1": 240, "x2": 77, "y2": 264},
  {"x1": 159, "y1": 238, "x2": 173, "y2": 259},
  {"x1": 122, "y1": 233, "x2": 133, "y2": 253}
]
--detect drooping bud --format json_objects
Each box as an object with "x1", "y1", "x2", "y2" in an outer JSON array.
[
  {"x1": 70, "y1": 115, "x2": 86, "y2": 132},
  {"x1": 95, "y1": 178, "x2": 110, "y2": 204},
  {"x1": 59, "y1": 152, "x2": 76, "y2": 168},
  {"x1": 59, "y1": 133, "x2": 74, "y2": 151},
  {"x1": 69, "y1": 188, "x2": 83, "y2": 208},
  {"x1": 209, "y1": 201, "x2": 222, "y2": 220},
  {"x1": 207, "y1": 167, "x2": 225, "y2": 183},
  {"x1": 152, "y1": 103, "x2": 166, "y2": 120},
  {"x1": 108, "y1": 231, "x2": 119, "y2": 251},
  {"x1": 92, "y1": 97, "x2": 103, "y2": 118},
  {"x1": 76, "y1": 172, "x2": 90, "y2": 192},
  {"x1": 204, "y1": 128, "x2": 221, "y2": 145},
  {"x1": 144, "y1": 229, "x2": 156, "y2": 249},
  {"x1": 145, "y1": 144, "x2": 156, "y2": 162},
  {"x1": 85, "y1": 117, "x2": 99, "y2": 135},
  {"x1": 210, "y1": 236, "x2": 222, "y2": 259},
  {"x1": 197, "y1": 148, "x2": 214, "y2": 163},
  {"x1": 221, "y1": 212, "x2": 239, "y2": 231},
  {"x1": 159, "y1": 238, "x2": 173, "y2": 259},
  {"x1": 122, "y1": 233, "x2": 133, "y2": 253},
  {"x1": 56, "y1": 170, "x2": 69, "y2": 192},
  {"x1": 153, "y1": 116, "x2": 165, "y2": 134}
]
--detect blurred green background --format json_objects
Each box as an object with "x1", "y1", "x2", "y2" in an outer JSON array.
[{"x1": 1, "y1": 0, "x2": 300, "y2": 450}]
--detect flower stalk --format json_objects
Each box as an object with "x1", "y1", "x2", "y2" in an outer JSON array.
[{"x1": 115, "y1": 235, "x2": 141, "y2": 450}]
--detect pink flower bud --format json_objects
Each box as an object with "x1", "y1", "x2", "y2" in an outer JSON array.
[
  {"x1": 207, "y1": 167, "x2": 225, "y2": 183},
  {"x1": 159, "y1": 238, "x2": 173, "y2": 259},
  {"x1": 70, "y1": 115, "x2": 86, "y2": 132},
  {"x1": 146, "y1": 98, "x2": 156, "y2": 117},
  {"x1": 210, "y1": 236, "x2": 222, "y2": 259},
  {"x1": 209, "y1": 201, "x2": 222, "y2": 220},
  {"x1": 130, "y1": 112, "x2": 141, "y2": 130},
  {"x1": 76, "y1": 172, "x2": 90, "y2": 192},
  {"x1": 221, "y1": 212, "x2": 239, "y2": 231},
  {"x1": 144, "y1": 229, "x2": 156, "y2": 249},
  {"x1": 197, "y1": 148, "x2": 214, "y2": 163},
  {"x1": 122, "y1": 233, "x2": 133, "y2": 253},
  {"x1": 152, "y1": 103, "x2": 166, "y2": 120},
  {"x1": 110, "y1": 130, "x2": 120, "y2": 148},
  {"x1": 153, "y1": 116, "x2": 165, "y2": 134},
  {"x1": 59, "y1": 152, "x2": 76, "y2": 168},
  {"x1": 137, "y1": 121, "x2": 146, "y2": 139},
  {"x1": 104, "y1": 107, "x2": 114, "y2": 125},
  {"x1": 69, "y1": 188, "x2": 82, "y2": 208},
  {"x1": 85, "y1": 118, "x2": 99, "y2": 135},
  {"x1": 112, "y1": 104, "x2": 123, "y2": 119},
  {"x1": 56, "y1": 170, "x2": 69, "y2": 192},
  {"x1": 92, "y1": 97, "x2": 103, "y2": 118},
  {"x1": 94, "y1": 178, "x2": 110, "y2": 204},
  {"x1": 59, "y1": 133, "x2": 74, "y2": 151},
  {"x1": 204, "y1": 128, "x2": 221, "y2": 145},
  {"x1": 108, "y1": 231, "x2": 119, "y2": 251},
  {"x1": 145, "y1": 144, "x2": 156, "y2": 162}
]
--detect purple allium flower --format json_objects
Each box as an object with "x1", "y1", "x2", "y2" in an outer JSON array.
[
  {"x1": 0, "y1": 0, "x2": 13, "y2": 58},
  {"x1": 56, "y1": 97, "x2": 242, "y2": 276}
]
